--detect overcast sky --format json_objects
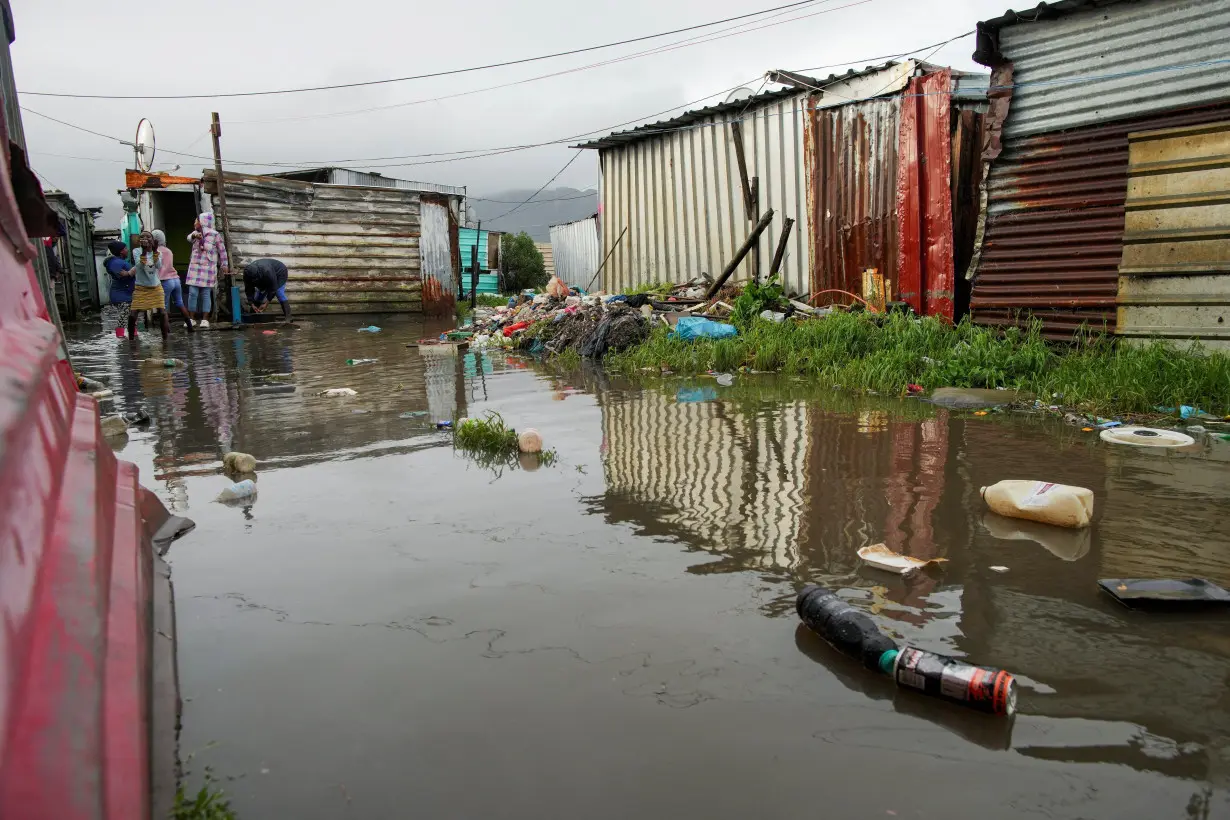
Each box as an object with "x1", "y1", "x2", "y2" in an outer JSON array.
[{"x1": 14, "y1": 0, "x2": 1014, "y2": 227}]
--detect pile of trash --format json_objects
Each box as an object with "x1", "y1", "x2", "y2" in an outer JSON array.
[{"x1": 461, "y1": 277, "x2": 650, "y2": 359}]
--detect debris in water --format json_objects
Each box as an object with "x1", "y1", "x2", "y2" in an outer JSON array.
[
  {"x1": 990, "y1": 566, "x2": 1009, "y2": 573},
  {"x1": 1099, "y1": 578, "x2": 1230, "y2": 609},
  {"x1": 216, "y1": 479, "x2": 257, "y2": 503},
  {"x1": 346, "y1": 358, "x2": 379, "y2": 366},
  {"x1": 1100, "y1": 426, "x2": 1195, "y2": 448},
  {"x1": 518, "y1": 429, "x2": 543, "y2": 454},
  {"x1": 715, "y1": 373, "x2": 734, "y2": 387},
  {"x1": 357, "y1": 326, "x2": 381, "y2": 333},
  {"x1": 320, "y1": 388, "x2": 358, "y2": 397},
  {"x1": 676, "y1": 386, "x2": 718, "y2": 404},
  {"x1": 981, "y1": 480, "x2": 1094, "y2": 529},
  {"x1": 399, "y1": 411, "x2": 429, "y2": 419},
  {"x1": 856, "y1": 543, "x2": 948, "y2": 575},
  {"x1": 223, "y1": 451, "x2": 257, "y2": 474}
]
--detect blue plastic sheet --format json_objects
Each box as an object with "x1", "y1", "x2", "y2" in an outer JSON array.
[{"x1": 673, "y1": 317, "x2": 737, "y2": 341}]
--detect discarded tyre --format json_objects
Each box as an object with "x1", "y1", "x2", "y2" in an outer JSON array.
[{"x1": 796, "y1": 585, "x2": 897, "y2": 671}]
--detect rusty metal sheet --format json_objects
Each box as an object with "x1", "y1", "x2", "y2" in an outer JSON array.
[
  {"x1": 806, "y1": 96, "x2": 901, "y2": 301},
  {"x1": 125, "y1": 169, "x2": 199, "y2": 189},
  {"x1": 916, "y1": 70, "x2": 955, "y2": 320},
  {"x1": 419, "y1": 195, "x2": 455, "y2": 317},
  {"x1": 971, "y1": 101, "x2": 1230, "y2": 337}
]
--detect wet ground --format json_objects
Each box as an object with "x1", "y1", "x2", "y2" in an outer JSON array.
[{"x1": 67, "y1": 314, "x2": 1230, "y2": 819}]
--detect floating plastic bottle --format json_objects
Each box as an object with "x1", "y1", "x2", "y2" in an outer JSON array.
[
  {"x1": 796, "y1": 585, "x2": 897, "y2": 671},
  {"x1": 981, "y1": 480, "x2": 1094, "y2": 529},
  {"x1": 883, "y1": 646, "x2": 1017, "y2": 717},
  {"x1": 216, "y1": 479, "x2": 257, "y2": 502}
]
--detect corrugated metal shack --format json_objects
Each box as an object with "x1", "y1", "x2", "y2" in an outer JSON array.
[
  {"x1": 579, "y1": 61, "x2": 988, "y2": 319},
  {"x1": 536, "y1": 242, "x2": 555, "y2": 280},
  {"x1": 44, "y1": 191, "x2": 98, "y2": 320},
  {"x1": 968, "y1": 0, "x2": 1230, "y2": 344},
  {"x1": 549, "y1": 216, "x2": 600, "y2": 291},
  {"x1": 204, "y1": 170, "x2": 464, "y2": 316},
  {"x1": 458, "y1": 227, "x2": 500, "y2": 296}
]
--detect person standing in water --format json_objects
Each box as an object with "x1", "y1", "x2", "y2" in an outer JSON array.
[
  {"x1": 131, "y1": 231, "x2": 172, "y2": 339},
  {"x1": 152, "y1": 229, "x2": 193, "y2": 332},
  {"x1": 186, "y1": 212, "x2": 229, "y2": 328},
  {"x1": 243, "y1": 258, "x2": 292, "y2": 322},
  {"x1": 104, "y1": 240, "x2": 134, "y2": 333}
]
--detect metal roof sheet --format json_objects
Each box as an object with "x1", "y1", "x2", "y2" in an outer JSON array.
[{"x1": 576, "y1": 62, "x2": 905, "y2": 150}]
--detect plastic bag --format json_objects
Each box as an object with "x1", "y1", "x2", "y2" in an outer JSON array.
[
  {"x1": 673, "y1": 316, "x2": 738, "y2": 341},
  {"x1": 546, "y1": 276, "x2": 570, "y2": 299}
]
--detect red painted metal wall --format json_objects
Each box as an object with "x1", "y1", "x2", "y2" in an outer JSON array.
[
  {"x1": 896, "y1": 70, "x2": 956, "y2": 321},
  {"x1": 0, "y1": 112, "x2": 151, "y2": 817}
]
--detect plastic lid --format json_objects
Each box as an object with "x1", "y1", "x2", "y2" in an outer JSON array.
[{"x1": 878, "y1": 649, "x2": 899, "y2": 676}]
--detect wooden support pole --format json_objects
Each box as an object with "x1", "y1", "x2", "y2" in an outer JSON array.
[
  {"x1": 586, "y1": 224, "x2": 628, "y2": 293},
  {"x1": 730, "y1": 122, "x2": 756, "y2": 221},
  {"x1": 704, "y1": 209, "x2": 775, "y2": 301},
  {"x1": 769, "y1": 217, "x2": 795, "y2": 277},
  {"x1": 210, "y1": 112, "x2": 237, "y2": 321}
]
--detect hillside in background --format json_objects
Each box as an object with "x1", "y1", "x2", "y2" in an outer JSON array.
[{"x1": 469, "y1": 187, "x2": 598, "y2": 241}]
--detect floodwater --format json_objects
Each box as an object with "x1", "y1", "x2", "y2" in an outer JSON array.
[{"x1": 67, "y1": 315, "x2": 1230, "y2": 819}]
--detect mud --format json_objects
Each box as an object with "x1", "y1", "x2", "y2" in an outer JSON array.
[{"x1": 65, "y1": 316, "x2": 1230, "y2": 819}]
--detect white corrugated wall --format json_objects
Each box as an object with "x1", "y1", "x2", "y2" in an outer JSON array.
[
  {"x1": 550, "y1": 217, "x2": 601, "y2": 291},
  {"x1": 999, "y1": 0, "x2": 1230, "y2": 138},
  {"x1": 599, "y1": 92, "x2": 812, "y2": 295}
]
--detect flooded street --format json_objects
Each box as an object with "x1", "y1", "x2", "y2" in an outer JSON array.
[{"x1": 68, "y1": 317, "x2": 1230, "y2": 820}]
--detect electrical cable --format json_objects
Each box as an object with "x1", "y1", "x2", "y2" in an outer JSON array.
[
  {"x1": 225, "y1": 0, "x2": 867, "y2": 126},
  {"x1": 22, "y1": 0, "x2": 841, "y2": 100},
  {"x1": 483, "y1": 151, "x2": 585, "y2": 223}
]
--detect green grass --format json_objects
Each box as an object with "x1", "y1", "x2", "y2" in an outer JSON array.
[
  {"x1": 605, "y1": 312, "x2": 1230, "y2": 416},
  {"x1": 172, "y1": 783, "x2": 236, "y2": 820},
  {"x1": 624, "y1": 281, "x2": 675, "y2": 297},
  {"x1": 455, "y1": 294, "x2": 509, "y2": 319},
  {"x1": 453, "y1": 411, "x2": 558, "y2": 471}
]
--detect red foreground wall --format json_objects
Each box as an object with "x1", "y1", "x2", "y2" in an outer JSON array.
[{"x1": 0, "y1": 112, "x2": 152, "y2": 819}]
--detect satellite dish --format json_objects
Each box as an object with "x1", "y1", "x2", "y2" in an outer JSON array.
[
  {"x1": 724, "y1": 87, "x2": 756, "y2": 104},
  {"x1": 133, "y1": 119, "x2": 156, "y2": 172}
]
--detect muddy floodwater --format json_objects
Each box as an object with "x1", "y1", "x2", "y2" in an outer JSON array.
[{"x1": 67, "y1": 316, "x2": 1230, "y2": 819}]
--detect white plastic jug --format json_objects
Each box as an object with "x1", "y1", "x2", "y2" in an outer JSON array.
[
  {"x1": 980, "y1": 480, "x2": 1094, "y2": 529},
  {"x1": 216, "y1": 479, "x2": 257, "y2": 502}
]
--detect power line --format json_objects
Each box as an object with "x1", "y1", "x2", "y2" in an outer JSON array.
[
  {"x1": 471, "y1": 192, "x2": 596, "y2": 204},
  {"x1": 483, "y1": 152, "x2": 585, "y2": 223},
  {"x1": 791, "y1": 30, "x2": 974, "y2": 74},
  {"x1": 226, "y1": 0, "x2": 866, "y2": 126},
  {"x1": 22, "y1": 0, "x2": 839, "y2": 100}
]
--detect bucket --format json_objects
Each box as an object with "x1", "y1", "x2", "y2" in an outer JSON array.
[{"x1": 114, "y1": 327, "x2": 125, "y2": 338}]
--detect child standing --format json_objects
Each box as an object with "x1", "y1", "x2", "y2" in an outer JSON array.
[{"x1": 152, "y1": 229, "x2": 193, "y2": 332}]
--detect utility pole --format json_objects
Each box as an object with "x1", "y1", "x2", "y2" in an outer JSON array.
[{"x1": 210, "y1": 112, "x2": 238, "y2": 323}]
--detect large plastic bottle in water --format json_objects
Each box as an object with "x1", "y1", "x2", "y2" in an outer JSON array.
[
  {"x1": 796, "y1": 585, "x2": 897, "y2": 671},
  {"x1": 980, "y1": 480, "x2": 1094, "y2": 529}
]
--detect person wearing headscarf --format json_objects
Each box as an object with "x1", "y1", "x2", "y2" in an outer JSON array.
[
  {"x1": 104, "y1": 240, "x2": 134, "y2": 333},
  {"x1": 185, "y1": 211, "x2": 229, "y2": 328},
  {"x1": 152, "y1": 229, "x2": 192, "y2": 332},
  {"x1": 131, "y1": 230, "x2": 172, "y2": 339}
]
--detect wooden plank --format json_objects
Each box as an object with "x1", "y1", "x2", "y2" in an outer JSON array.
[
  {"x1": 292, "y1": 291, "x2": 423, "y2": 303},
  {"x1": 311, "y1": 186, "x2": 420, "y2": 204},
  {"x1": 241, "y1": 257, "x2": 419, "y2": 272},
  {"x1": 226, "y1": 201, "x2": 421, "y2": 219},
  {"x1": 229, "y1": 231, "x2": 419, "y2": 247},
  {"x1": 230, "y1": 246, "x2": 417, "y2": 262},
  {"x1": 294, "y1": 270, "x2": 422, "y2": 281},
  {"x1": 294, "y1": 300, "x2": 423, "y2": 314},
  {"x1": 225, "y1": 218, "x2": 420, "y2": 235},
  {"x1": 292, "y1": 279, "x2": 423, "y2": 292}
]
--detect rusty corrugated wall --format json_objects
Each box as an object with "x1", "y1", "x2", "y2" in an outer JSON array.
[
  {"x1": 969, "y1": 103, "x2": 1230, "y2": 337},
  {"x1": 805, "y1": 96, "x2": 901, "y2": 299},
  {"x1": 208, "y1": 171, "x2": 460, "y2": 315}
]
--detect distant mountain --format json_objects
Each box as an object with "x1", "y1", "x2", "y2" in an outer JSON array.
[{"x1": 468, "y1": 187, "x2": 598, "y2": 241}]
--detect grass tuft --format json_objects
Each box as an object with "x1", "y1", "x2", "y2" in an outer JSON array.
[{"x1": 453, "y1": 411, "x2": 558, "y2": 471}]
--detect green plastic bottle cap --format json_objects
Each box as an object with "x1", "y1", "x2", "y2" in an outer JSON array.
[{"x1": 878, "y1": 649, "x2": 899, "y2": 676}]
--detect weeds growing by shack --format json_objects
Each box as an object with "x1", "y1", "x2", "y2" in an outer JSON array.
[
  {"x1": 604, "y1": 312, "x2": 1230, "y2": 416},
  {"x1": 453, "y1": 411, "x2": 558, "y2": 471},
  {"x1": 172, "y1": 774, "x2": 237, "y2": 820}
]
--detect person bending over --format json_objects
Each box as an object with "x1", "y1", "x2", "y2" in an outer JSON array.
[{"x1": 244, "y1": 258, "x2": 291, "y2": 322}]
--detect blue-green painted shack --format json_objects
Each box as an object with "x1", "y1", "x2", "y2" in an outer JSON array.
[{"x1": 458, "y1": 227, "x2": 500, "y2": 296}]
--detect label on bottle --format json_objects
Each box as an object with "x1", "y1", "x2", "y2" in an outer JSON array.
[
  {"x1": 895, "y1": 648, "x2": 926, "y2": 690},
  {"x1": 940, "y1": 664, "x2": 977, "y2": 700},
  {"x1": 1021, "y1": 482, "x2": 1056, "y2": 507}
]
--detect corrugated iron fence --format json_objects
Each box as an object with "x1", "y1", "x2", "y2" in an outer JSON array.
[{"x1": 550, "y1": 217, "x2": 601, "y2": 291}]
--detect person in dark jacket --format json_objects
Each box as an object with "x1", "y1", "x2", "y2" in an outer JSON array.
[{"x1": 243, "y1": 258, "x2": 291, "y2": 322}]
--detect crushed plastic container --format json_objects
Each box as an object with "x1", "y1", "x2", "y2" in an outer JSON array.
[
  {"x1": 216, "y1": 479, "x2": 256, "y2": 502},
  {"x1": 981, "y1": 480, "x2": 1094, "y2": 529}
]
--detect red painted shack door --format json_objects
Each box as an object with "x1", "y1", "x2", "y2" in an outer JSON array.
[{"x1": 896, "y1": 69, "x2": 956, "y2": 321}]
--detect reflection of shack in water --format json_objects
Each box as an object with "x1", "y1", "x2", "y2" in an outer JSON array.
[{"x1": 598, "y1": 387, "x2": 810, "y2": 573}]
